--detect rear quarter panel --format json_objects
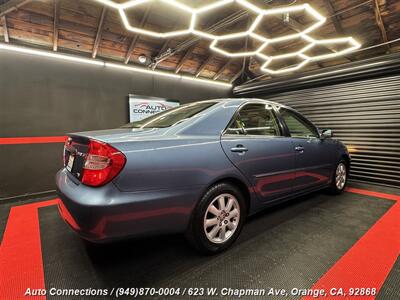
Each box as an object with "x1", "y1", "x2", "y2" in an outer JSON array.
[{"x1": 112, "y1": 136, "x2": 249, "y2": 193}]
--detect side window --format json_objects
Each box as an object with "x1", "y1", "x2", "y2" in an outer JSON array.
[
  {"x1": 226, "y1": 103, "x2": 281, "y2": 136},
  {"x1": 279, "y1": 108, "x2": 318, "y2": 138}
]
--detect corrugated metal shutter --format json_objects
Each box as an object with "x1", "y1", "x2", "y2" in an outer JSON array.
[{"x1": 262, "y1": 75, "x2": 400, "y2": 187}]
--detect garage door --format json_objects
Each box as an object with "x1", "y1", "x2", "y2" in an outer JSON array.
[{"x1": 251, "y1": 75, "x2": 400, "y2": 187}]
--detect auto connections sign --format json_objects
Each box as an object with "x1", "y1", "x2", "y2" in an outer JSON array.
[{"x1": 129, "y1": 94, "x2": 180, "y2": 122}]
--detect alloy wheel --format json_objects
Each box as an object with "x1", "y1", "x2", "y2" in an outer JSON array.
[
  {"x1": 335, "y1": 163, "x2": 347, "y2": 190},
  {"x1": 203, "y1": 193, "x2": 240, "y2": 244}
]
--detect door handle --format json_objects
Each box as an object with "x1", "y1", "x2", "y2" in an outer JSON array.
[
  {"x1": 231, "y1": 145, "x2": 248, "y2": 153},
  {"x1": 295, "y1": 146, "x2": 304, "y2": 152}
]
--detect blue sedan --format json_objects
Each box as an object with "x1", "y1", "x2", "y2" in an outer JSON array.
[{"x1": 56, "y1": 99, "x2": 349, "y2": 254}]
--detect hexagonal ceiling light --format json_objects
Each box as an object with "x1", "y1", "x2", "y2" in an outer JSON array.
[
  {"x1": 192, "y1": 0, "x2": 262, "y2": 40},
  {"x1": 210, "y1": 33, "x2": 268, "y2": 58},
  {"x1": 257, "y1": 35, "x2": 361, "y2": 74},
  {"x1": 94, "y1": 0, "x2": 361, "y2": 75}
]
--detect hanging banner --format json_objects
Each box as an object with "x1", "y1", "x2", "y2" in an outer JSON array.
[{"x1": 128, "y1": 95, "x2": 180, "y2": 122}]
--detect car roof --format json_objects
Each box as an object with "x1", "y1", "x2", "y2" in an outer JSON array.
[{"x1": 211, "y1": 98, "x2": 282, "y2": 107}]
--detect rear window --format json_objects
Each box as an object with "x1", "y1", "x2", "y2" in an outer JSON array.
[{"x1": 122, "y1": 101, "x2": 217, "y2": 129}]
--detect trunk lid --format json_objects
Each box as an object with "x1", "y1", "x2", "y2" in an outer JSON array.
[
  {"x1": 63, "y1": 127, "x2": 171, "y2": 182},
  {"x1": 71, "y1": 127, "x2": 172, "y2": 144}
]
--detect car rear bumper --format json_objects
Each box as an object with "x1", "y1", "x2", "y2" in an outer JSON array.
[{"x1": 55, "y1": 169, "x2": 204, "y2": 242}]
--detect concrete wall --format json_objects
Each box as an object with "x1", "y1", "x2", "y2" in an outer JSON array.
[{"x1": 0, "y1": 50, "x2": 231, "y2": 199}]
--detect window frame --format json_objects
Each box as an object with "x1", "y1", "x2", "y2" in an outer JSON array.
[
  {"x1": 277, "y1": 106, "x2": 320, "y2": 139},
  {"x1": 223, "y1": 101, "x2": 284, "y2": 138}
]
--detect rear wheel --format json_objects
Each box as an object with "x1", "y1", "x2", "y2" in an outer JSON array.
[
  {"x1": 328, "y1": 160, "x2": 348, "y2": 194},
  {"x1": 186, "y1": 183, "x2": 246, "y2": 254}
]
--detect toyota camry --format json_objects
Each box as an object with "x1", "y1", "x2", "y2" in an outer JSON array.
[{"x1": 56, "y1": 98, "x2": 349, "y2": 254}]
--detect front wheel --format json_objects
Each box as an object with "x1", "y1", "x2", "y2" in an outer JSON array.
[
  {"x1": 185, "y1": 183, "x2": 246, "y2": 255},
  {"x1": 328, "y1": 160, "x2": 348, "y2": 194}
]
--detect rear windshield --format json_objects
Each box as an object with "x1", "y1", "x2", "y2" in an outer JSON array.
[{"x1": 122, "y1": 101, "x2": 217, "y2": 129}]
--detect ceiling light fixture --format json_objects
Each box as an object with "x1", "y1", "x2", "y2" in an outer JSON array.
[
  {"x1": 257, "y1": 35, "x2": 361, "y2": 74},
  {"x1": 138, "y1": 55, "x2": 147, "y2": 64},
  {"x1": 306, "y1": 37, "x2": 361, "y2": 61},
  {"x1": 94, "y1": 0, "x2": 361, "y2": 74},
  {"x1": 138, "y1": 54, "x2": 151, "y2": 65},
  {"x1": 210, "y1": 32, "x2": 268, "y2": 58},
  {"x1": 117, "y1": 0, "x2": 195, "y2": 38},
  {"x1": 259, "y1": 53, "x2": 311, "y2": 75},
  {"x1": 0, "y1": 43, "x2": 232, "y2": 88}
]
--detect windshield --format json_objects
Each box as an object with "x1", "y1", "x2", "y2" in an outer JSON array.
[{"x1": 122, "y1": 101, "x2": 217, "y2": 129}]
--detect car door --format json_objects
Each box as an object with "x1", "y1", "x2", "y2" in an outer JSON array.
[
  {"x1": 221, "y1": 102, "x2": 296, "y2": 204},
  {"x1": 278, "y1": 107, "x2": 332, "y2": 192}
]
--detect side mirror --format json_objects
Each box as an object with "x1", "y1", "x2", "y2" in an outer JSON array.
[{"x1": 320, "y1": 129, "x2": 333, "y2": 139}]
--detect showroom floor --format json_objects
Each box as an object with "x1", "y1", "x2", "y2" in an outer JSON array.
[{"x1": 1, "y1": 182, "x2": 399, "y2": 300}]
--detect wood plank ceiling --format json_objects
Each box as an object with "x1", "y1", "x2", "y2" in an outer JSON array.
[{"x1": 0, "y1": 0, "x2": 399, "y2": 84}]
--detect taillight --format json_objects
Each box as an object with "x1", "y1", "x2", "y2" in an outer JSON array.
[{"x1": 81, "y1": 139, "x2": 126, "y2": 187}]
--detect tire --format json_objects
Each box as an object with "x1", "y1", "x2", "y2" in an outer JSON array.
[
  {"x1": 327, "y1": 160, "x2": 348, "y2": 194},
  {"x1": 185, "y1": 182, "x2": 247, "y2": 255}
]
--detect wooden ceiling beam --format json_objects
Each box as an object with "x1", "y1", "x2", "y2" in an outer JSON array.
[
  {"x1": 323, "y1": 0, "x2": 344, "y2": 35},
  {"x1": 151, "y1": 40, "x2": 171, "y2": 70},
  {"x1": 151, "y1": 35, "x2": 178, "y2": 70},
  {"x1": 230, "y1": 69, "x2": 243, "y2": 84},
  {"x1": 53, "y1": 0, "x2": 59, "y2": 51},
  {"x1": 175, "y1": 45, "x2": 195, "y2": 74},
  {"x1": 195, "y1": 54, "x2": 214, "y2": 77},
  {"x1": 156, "y1": 40, "x2": 170, "y2": 57},
  {"x1": 373, "y1": 0, "x2": 389, "y2": 50},
  {"x1": 92, "y1": 6, "x2": 107, "y2": 58},
  {"x1": 150, "y1": 22, "x2": 181, "y2": 70},
  {"x1": 124, "y1": 5, "x2": 151, "y2": 64},
  {"x1": 213, "y1": 59, "x2": 233, "y2": 80},
  {"x1": 153, "y1": 39, "x2": 199, "y2": 71},
  {"x1": 2, "y1": 16, "x2": 9, "y2": 43},
  {"x1": 0, "y1": 0, "x2": 30, "y2": 17}
]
